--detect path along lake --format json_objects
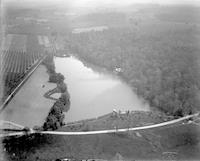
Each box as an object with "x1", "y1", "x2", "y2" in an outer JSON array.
[{"x1": 0, "y1": 56, "x2": 149, "y2": 127}]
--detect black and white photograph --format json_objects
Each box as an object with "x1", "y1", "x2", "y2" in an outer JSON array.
[{"x1": 0, "y1": 0, "x2": 200, "y2": 160}]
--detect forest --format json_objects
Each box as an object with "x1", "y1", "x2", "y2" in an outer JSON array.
[{"x1": 64, "y1": 23, "x2": 200, "y2": 116}]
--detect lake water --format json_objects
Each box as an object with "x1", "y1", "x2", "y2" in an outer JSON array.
[
  {"x1": 0, "y1": 66, "x2": 56, "y2": 128},
  {"x1": 0, "y1": 56, "x2": 149, "y2": 128},
  {"x1": 54, "y1": 56, "x2": 149, "y2": 123}
]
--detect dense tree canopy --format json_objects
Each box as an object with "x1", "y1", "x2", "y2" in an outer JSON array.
[{"x1": 64, "y1": 26, "x2": 200, "y2": 116}]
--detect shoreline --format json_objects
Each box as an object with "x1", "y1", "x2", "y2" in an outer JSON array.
[
  {"x1": 54, "y1": 54, "x2": 171, "y2": 128},
  {"x1": 3, "y1": 54, "x2": 199, "y2": 161},
  {"x1": 42, "y1": 54, "x2": 181, "y2": 132},
  {"x1": 40, "y1": 54, "x2": 71, "y2": 131},
  {"x1": 68, "y1": 53, "x2": 162, "y2": 114}
]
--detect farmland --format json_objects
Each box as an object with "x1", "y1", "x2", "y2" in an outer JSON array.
[
  {"x1": 1, "y1": 34, "x2": 44, "y2": 103},
  {"x1": 1, "y1": 2, "x2": 200, "y2": 161}
]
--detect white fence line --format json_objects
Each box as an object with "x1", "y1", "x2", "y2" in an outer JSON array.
[{"x1": 40, "y1": 112, "x2": 199, "y2": 136}]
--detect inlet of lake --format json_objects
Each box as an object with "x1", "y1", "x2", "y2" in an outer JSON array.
[{"x1": 0, "y1": 56, "x2": 149, "y2": 127}]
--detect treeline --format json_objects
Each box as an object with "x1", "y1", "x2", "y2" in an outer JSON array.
[
  {"x1": 65, "y1": 26, "x2": 200, "y2": 117},
  {"x1": 42, "y1": 55, "x2": 70, "y2": 130}
]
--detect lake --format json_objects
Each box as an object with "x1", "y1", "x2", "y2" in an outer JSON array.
[
  {"x1": 0, "y1": 65, "x2": 56, "y2": 128},
  {"x1": 54, "y1": 56, "x2": 149, "y2": 123},
  {"x1": 0, "y1": 56, "x2": 149, "y2": 127}
]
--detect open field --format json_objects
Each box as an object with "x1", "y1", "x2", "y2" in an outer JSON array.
[
  {"x1": 1, "y1": 35, "x2": 13, "y2": 51},
  {"x1": 8, "y1": 34, "x2": 27, "y2": 52}
]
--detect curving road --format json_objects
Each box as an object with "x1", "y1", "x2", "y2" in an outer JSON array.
[{"x1": 0, "y1": 112, "x2": 199, "y2": 137}]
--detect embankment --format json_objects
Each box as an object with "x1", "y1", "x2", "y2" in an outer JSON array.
[{"x1": 41, "y1": 55, "x2": 70, "y2": 131}]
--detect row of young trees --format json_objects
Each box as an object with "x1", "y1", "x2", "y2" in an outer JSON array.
[{"x1": 64, "y1": 26, "x2": 200, "y2": 117}]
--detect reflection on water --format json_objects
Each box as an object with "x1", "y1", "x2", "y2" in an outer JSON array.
[{"x1": 55, "y1": 56, "x2": 149, "y2": 122}]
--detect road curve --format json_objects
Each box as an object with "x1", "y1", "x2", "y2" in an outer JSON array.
[
  {"x1": 40, "y1": 112, "x2": 199, "y2": 135},
  {"x1": 0, "y1": 112, "x2": 199, "y2": 138}
]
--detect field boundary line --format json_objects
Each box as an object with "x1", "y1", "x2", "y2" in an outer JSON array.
[{"x1": 0, "y1": 56, "x2": 46, "y2": 112}]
